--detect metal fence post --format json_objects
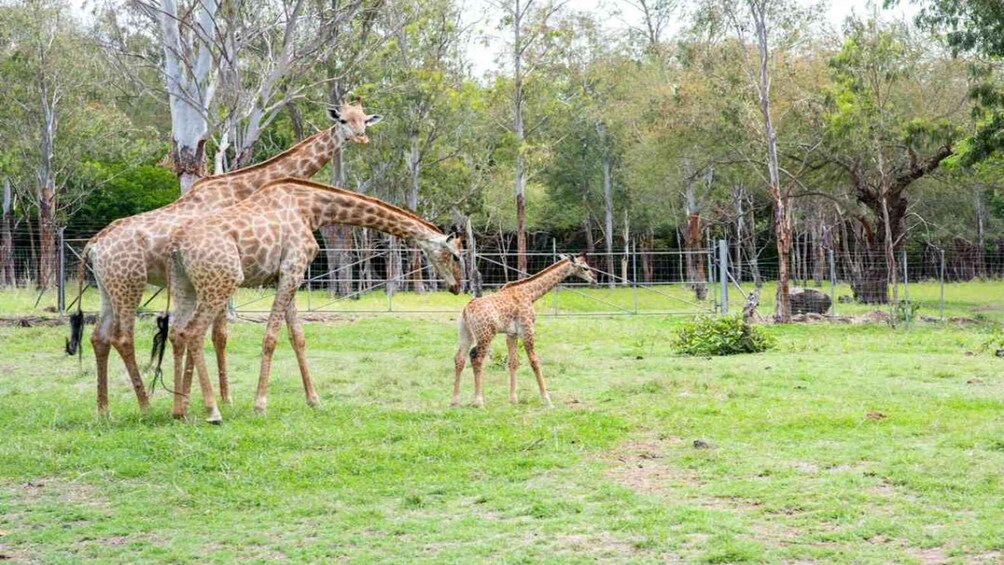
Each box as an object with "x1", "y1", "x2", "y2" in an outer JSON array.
[
  {"x1": 718, "y1": 239, "x2": 728, "y2": 315},
  {"x1": 828, "y1": 248, "x2": 836, "y2": 316},
  {"x1": 939, "y1": 248, "x2": 945, "y2": 321},
  {"x1": 901, "y1": 249, "x2": 910, "y2": 323},
  {"x1": 57, "y1": 227, "x2": 65, "y2": 314}
]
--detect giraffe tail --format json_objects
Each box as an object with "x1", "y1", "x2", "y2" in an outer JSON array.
[
  {"x1": 148, "y1": 251, "x2": 176, "y2": 387},
  {"x1": 459, "y1": 309, "x2": 478, "y2": 360},
  {"x1": 65, "y1": 244, "x2": 90, "y2": 358}
]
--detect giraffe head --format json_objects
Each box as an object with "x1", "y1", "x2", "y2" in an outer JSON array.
[
  {"x1": 563, "y1": 253, "x2": 596, "y2": 286},
  {"x1": 417, "y1": 233, "x2": 463, "y2": 295},
  {"x1": 327, "y1": 102, "x2": 383, "y2": 145}
]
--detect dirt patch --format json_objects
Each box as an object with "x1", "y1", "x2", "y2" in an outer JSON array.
[
  {"x1": 555, "y1": 531, "x2": 641, "y2": 559},
  {"x1": 603, "y1": 438, "x2": 698, "y2": 496},
  {"x1": 905, "y1": 546, "x2": 949, "y2": 565},
  {"x1": 8, "y1": 479, "x2": 108, "y2": 509}
]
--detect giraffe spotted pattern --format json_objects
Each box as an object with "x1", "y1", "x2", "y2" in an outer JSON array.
[
  {"x1": 166, "y1": 178, "x2": 463, "y2": 422},
  {"x1": 452, "y1": 254, "x2": 595, "y2": 408},
  {"x1": 74, "y1": 102, "x2": 381, "y2": 417}
]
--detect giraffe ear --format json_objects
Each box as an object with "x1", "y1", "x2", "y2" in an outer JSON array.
[{"x1": 365, "y1": 114, "x2": 383, "y2": 126}]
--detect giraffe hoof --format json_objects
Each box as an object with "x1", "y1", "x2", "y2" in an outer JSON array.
[
  {"x1": 306, "y1": 396, "x2": 321, "y2": 408},
  {"x1": 450, "y1": 399, "x2": 460, "y2": 407},
  {"x1": 206, "y1": 409, "x2": 223, "y2": 425},
  {"x1": 509, "y1": 396, "x2": 519, "y2": 404},
  {"x1": 253, "y1": 404, "x2": 267, "y2": 416},
  {"x1": 473, "y1": 399, "x2": 485, "y2": 409}
]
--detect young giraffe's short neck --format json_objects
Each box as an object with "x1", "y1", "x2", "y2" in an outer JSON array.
[
  {"x1": 506, "y1": 259, "x2": 574, "y2": 302},
  {"x1": 280, "y1": 180, "x2": 445, "y2": 243}
]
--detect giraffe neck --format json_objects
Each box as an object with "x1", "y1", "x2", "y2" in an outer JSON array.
[
  {"x1": 507, "y1": 259, "x2": 574, "y2": 302},
  {"x1": 280, "y1": 180, "x2": 444, "y2": 243},
  {"x1": 260, "y1": 128, "x2": 343, "y2": 182}
]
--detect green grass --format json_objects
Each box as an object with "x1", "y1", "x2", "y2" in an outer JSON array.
[
  {"x1": 11, "y1": 278, "x2": 1004, "y2": 321},
  {"x1": 1, "y1": 286, "x2": 1004, "y2": 563}
]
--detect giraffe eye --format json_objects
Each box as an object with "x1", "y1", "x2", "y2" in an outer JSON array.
[{"x1": 339, "y1": 119, "x2": 348, "y2": 125}]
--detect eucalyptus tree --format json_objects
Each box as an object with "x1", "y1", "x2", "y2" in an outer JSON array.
[
  {"x1": 0, "y1": 0, "x2": 147, "y2": 288},
  {"x1": 699, "y1": 0, "x2": 824, "y2": 321},
  {"x1": 491, "y1": 0, "x2": 565, "y2": 275},
  {"x1": 821, "y1": 17, "x2": 966, "y2": 303},
  {"x1": 375, "y1": 0, "x2": 468, "y2": 292}
]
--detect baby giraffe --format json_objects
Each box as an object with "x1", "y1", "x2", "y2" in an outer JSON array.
[{"x1": 453, "y1": 253, "x2": 595, "y2": 408}]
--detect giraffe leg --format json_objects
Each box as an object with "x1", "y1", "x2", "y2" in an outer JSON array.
[
  {"x1": 285, "y1": 301, "x2": 319, "y2": 407},
  {"x1": 211, "y1": 312, "x2": 232, "y2": 405},
  {"x1": 190, "y1": 324, "x2": 222, "y2": 424},
  {"x1": 452, "y1": 318, "x2": 472, "y2": 407},
  {"x1": 169, "y1": 327, "x2": 188, "y2": 420},
  {"x1": 506, "y1": 334, "x2": 519, "y2": 404},
  {"x1": 169, "y1": 267, "x2": 199, "y2": 420},
  {"x1": 109, "y1": 284, "x2": 149, "y2": 413},
  {"x1": 470, "y1": 342, "x2": 490, "y2": 408},
  {"x1": 91, "y1": 290, "x2": 114, "y2": 417},
  {"x1": 177, "y1": 304, "x2": 224, "y2": 424},
  {"x1": 523, "y1": 332, "x2": 553, "y2": 408},
  {"x1": 254, "y1": 275, "x2": 303, "y2": 415}
]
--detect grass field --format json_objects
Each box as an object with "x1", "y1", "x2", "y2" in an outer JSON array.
[{"x1": 1, "y1": 286, "x2": 1004, "y2": 563}]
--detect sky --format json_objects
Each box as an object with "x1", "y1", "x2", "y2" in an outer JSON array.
[
  {"x1": 460, "y1": 0, "x2": 921, "y2": 77},
  {"x1": 67, "y1": 0, "x2": 921, "y2": 78}
]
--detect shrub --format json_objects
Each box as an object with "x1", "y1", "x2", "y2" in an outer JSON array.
[{"x1": 673, "y1": 314, "x2": 775, "y2": 356}]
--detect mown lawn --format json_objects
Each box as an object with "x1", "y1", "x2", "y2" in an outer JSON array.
[{"x1": 1, "y1": 287, "x2": 1004, "y2": 563}]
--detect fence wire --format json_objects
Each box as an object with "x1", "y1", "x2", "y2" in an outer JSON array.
[{"x1": 2, "y1": 229, "x2": 1004, "y2": 320}]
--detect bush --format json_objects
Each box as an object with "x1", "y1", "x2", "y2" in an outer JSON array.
[{"x1": 673, "y1": 314, "x2": 775, "y2": 356}]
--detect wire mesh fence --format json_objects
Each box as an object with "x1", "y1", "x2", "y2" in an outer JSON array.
[{"x1": 2, "y1": 229, "x2": 1004, "y2": 321}]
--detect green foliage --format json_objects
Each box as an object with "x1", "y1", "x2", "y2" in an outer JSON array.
[
  {"x1": 673, "y1": 314, "x2": 775, "y2": 356},
  {"x1": 68, "y1": 162, "x2": 177, "y2": 234}
]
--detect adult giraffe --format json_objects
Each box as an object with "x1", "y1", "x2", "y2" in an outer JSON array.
[
  {"x1": 165, "y1": 178, "x2": 463, "y2": 422},
  {"x1": 66, "y1": 102, "x2": 383, "y2": 417}
]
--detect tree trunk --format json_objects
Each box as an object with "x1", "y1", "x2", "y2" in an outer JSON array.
[
  {"x1": 513, "y1": 1, "x2": 527, "y2": 276},
  {"x1": 640, "y1": 230, "x2": 654, "y2": 283},
  {"x1": 357, "y1": 228, "x2": 372, "y2": 292},
  {"x1": 602, "y1": 151, "x2": 615, "y2": 287},
  {"x1": 976, "y1": 190, "x2": 987, "y2": 279},
  {"x1": 684, "y1": 212, "x2": 707, "y2": 300},
  {"x1": 0, "y1": 178, "x2": 14, "y2": 287},
  {"x1": 36, "y1": 185, "x2": 56, "y2": 289},
  {"x1": 731, "y1": 185, "x2": 745, "y2": 283},
  {"x1": 852, "y1": 188, "x2": 908, "y2": 304},
  {"x1": 159, "y1": 0, "x2": 218, "y2": 194},
  {"x1": 745, "y1": 199, "x2": 762, "y2": 288},
  {"x1": 387, "y1": 235, "x2": 403, "y2": 294},
  {"x1": 582, "y1": 212, "x2": 595, "y2": 254},
  {"x1": 408, "y1": 133, "x2": 426, "y2": 293},
  {"x1": 621, "y1": 210, "x2": 629, "y2": 285},
  {"x1": 751, "y1": 1, "x2": 791, "y2": 321},
  {"x1": 464, "y1": 216, "x2": 482, "y2": 296}
]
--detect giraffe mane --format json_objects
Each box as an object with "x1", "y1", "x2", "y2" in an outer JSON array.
[
  {"x1": 499, "y1": 258, "x2": 571, "y2": 291},
  {"x1": 186, "y1": 129, "x2": 332, "y2": 193},
  {"x1": 260, "y1": 177, "x2": 446, "y2": 235}
]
